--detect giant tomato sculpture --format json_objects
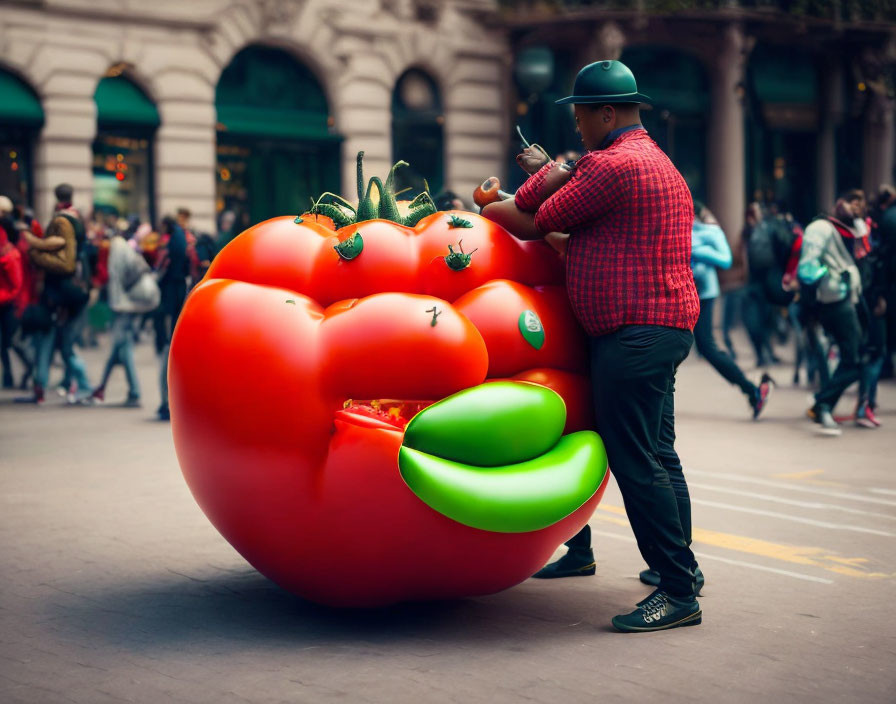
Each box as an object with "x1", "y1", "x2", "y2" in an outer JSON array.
[{"x1": 169, "y1": 156, "x2": 609, "y2": 606}]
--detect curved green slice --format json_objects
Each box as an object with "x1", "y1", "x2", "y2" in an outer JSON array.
[
  {"x1": 403, "y1": 381, "x2": 566, "y2": 467},
  {"x1": 399, "y1": 432, "x2": 607, "y2": 533}
]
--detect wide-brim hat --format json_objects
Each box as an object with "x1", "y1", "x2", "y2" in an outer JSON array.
[{"x1": 555, "y1": 60, "x2": 652, "y2": 106}]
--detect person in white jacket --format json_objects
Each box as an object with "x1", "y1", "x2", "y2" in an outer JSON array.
[
  {"x1": 798, "y1": 196, "x2": 865, "y2": 435},
  {"x1": 90, "y1": 228, "x2": 159, "y2": 406}
]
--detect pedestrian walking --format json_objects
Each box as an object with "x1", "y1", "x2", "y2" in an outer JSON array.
[
  {"x1": 870, "y1": 186, "x2": 896, "y2": 389},
  {"x1": 18, "y1": 185, "x2": 92, "y2": 404},
  {"x1": 154, "y1": 213, "x2": 195, "y2": 420},
  {"x1": 90, "y1": 228, "x2": 160, "y2": 406},
  {"x1": 691, "y1": 201, "x2": 774, "y2": 418},
  {"x1": 0, "y1": 205, "x2": 24, "y2": 388},
  {"x1": 743, "y1": 203, "x2": 797, "y2": 367},
  {"x1": 484, "y1": 59, "x2": 703, "y2": 632},
  {"x1": 799, "y1": 194, "x2": 867, "y2": 435}
]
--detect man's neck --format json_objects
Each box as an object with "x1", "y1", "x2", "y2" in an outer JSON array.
[{"x1": 598, "y1": 122, "x2": 643, "y2": 150}]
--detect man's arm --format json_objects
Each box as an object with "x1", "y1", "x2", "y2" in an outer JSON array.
[
  {"x1": 533, "y1": 153, "x2": 626, "y2": 235},
  {"x1": 482, "y1": 163, "x2": 575, "y2": 241},
  {"x1": 23, "y1": 231, "x2": 65, "y2": 251},
  {"x1": 481, "y1": 199, "x2": 543, "y2": 241}
]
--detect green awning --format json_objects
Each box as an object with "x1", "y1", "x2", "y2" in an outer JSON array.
[
  {"x1": 0, "y1": 70, "x2": 44, "y2": 127},
  {"x1": 216, "y1": 105, "x2": 339, "y2": 141},
  {"x1": 94, "y1": 76, "x2": 160, "y2": 129},
  {"x1": 215, "y1": 46, "x2": 339, "y2": 142},
  {"x1": 750, "y1": 47, "x2": 817, "y2": 105}
]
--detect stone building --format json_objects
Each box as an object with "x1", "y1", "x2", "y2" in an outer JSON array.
[
  {"x1": 499, "y1": 1, "x2": 896, "y2": 253},
  {"x1": 0, "y1": 0, "x2": 508, "y2": 233},
  {"x1": 1, "y1": 0, "x2": 895, "y2": 250}
]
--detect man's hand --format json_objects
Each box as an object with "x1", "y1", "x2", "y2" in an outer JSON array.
[
  {"x1": 542, "y1": 163, "x2": 574, "y2": 198},
  {"x1": 516, "y1": 146, "x2": 550, "y2": 175}
]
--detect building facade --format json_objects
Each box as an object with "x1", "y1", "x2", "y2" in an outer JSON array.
[
  {"x1": 1, "y1": 0, "x2": 895, "y2": 253},
  {"x1": 500, "y1": 1, "x2": 896, "y2": 251},
  {"x1": 0, "y1": 0, "x2": 508, "y2": 233}
]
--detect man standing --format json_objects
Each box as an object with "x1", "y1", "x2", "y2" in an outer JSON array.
[{"x1": 483, "y1": 60, "x2": 702, "y2": 632}]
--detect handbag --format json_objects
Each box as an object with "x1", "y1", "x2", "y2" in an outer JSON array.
[{"x1": 126, "y1": 271, "x2": 161, "y2": 313}]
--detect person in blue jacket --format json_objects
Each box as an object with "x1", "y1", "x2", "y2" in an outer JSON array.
[{"x1": 692, "y1": 201, "x2": 773, "y2": 418}]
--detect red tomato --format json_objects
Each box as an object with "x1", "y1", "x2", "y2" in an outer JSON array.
[{"x1": 170, "y1": 213, "x2": 606, "y2": 606}]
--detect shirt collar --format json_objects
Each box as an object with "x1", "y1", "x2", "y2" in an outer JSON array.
[{"x1": 598, "y1": 123, "x2": 643, "y2": 150}]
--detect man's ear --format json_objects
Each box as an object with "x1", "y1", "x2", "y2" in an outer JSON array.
[{"x1": 602, "y1": 105, "x2": 615, "y2": 124}]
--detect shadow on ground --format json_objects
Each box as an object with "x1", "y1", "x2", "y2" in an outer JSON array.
[{"x1": 42, "y1": 567, "x2": 616, "y2": 652}]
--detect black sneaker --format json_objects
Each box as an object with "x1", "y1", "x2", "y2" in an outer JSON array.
[
  {"x1": 531, "y1": 549, "x2": 595, "y2": 579},
  {"x1": 751, "y1": 373, "x2": 774, "y2": 420},
  {"x1": 612, "y1": 591, "x2": 702, "y2": 633},
  {"x1": 638, "y1": 566, "x2": 705, "y2": 596}
]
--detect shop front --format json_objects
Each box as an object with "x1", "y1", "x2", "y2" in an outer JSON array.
[
  {"x1": 215, "y1": 45, "x2": 341, "y2": 228},
  {"x1": 0, "y1": 68, "x2": 44, "y2": 208},
  {"x1": 92, "y1": 72, "x2": 160, "y2": 224}
]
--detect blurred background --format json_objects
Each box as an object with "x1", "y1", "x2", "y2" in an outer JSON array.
[{"x1": 1, "y1": 0, "x2": 894, "y2": 254}]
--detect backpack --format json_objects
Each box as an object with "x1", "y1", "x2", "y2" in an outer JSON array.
[
  {"x1": 43, "y1": 214, "x2": 92, "y2": 315},
  {"x1": 749, "y1": 218, "x2": 796, "y2": 305},
  {"x1": 747, "y1": 221, "x2": 777, "y2": 277}
]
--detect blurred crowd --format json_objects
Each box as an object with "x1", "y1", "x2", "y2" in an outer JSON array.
[
  {"x1": 1, "y1": 177, "x2": 894, "y2": 434},
  {"x1": 698, "y1": 185, "x2": 896, "y2": 434},
  {"x1": 0, "y1": 184, "x2": 234, "y2": 420}
]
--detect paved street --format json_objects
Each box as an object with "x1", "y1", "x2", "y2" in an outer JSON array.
[{"x1": 2, "y1": 327, "x2": 895, "y2": 703}]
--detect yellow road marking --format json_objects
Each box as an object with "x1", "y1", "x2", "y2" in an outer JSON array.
[
  {"x1": 774, "y1": 470, "x2": 825, "y2": 480},
  {"x1": 771, "y1": 469, "x2": 848, "y2": 489},
  {"x1": 594, "y1": 505, "x2": 893, "y2": 580}
]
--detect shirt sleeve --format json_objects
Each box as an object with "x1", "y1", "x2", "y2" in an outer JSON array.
[
  {"x1": 691, "y1": 225, "x2": 732, "y2": 270},
  {"x1": 514, "y1": 162, "x2": 555, "y2": 213},
  {"x1": 533, "y1": 153, "x2": 627, "y2": 235}
]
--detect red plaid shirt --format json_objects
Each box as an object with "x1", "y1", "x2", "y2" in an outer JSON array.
[{"x1": 515, "y1": 128, "x2": 699, "y2": 337}]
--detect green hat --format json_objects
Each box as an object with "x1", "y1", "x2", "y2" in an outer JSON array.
[{"x1": 555, "y1": 60, "x2": 652, "y2": 106}]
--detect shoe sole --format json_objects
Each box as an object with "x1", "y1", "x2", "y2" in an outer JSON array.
[
  {"x1": 855, "y1": 419, "x2": 877, "y2": 429},
  {"x1": 612, "y1": 609, "x2": 703, "y2": 633},
  {"x1": 812, "y1": 426, "x2": 842, "y2": 436}
]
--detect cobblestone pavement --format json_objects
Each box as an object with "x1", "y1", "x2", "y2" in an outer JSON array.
[{"x1": 2, "y1": 329, "x2": 895, "y2": 703}]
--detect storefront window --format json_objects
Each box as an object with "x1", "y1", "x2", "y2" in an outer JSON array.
[
  {"x1": 215, "y1": 46, "x2": 341, "y2": 227},
  {"x1": 91, "y1": 135, "x2": 153, "y2": 221},
  {"x1": 0, "y1": 69, "x2": 44, "y2": 207},
  {"x1": 92, "y1": 72, "x2": 160, "y2": 223},
  {"x1": 392, "y1": 69, "x2": 444, "y2": 196},
  {"x1": 746, "y1": 45, "x2": 820, "y2": 223}
]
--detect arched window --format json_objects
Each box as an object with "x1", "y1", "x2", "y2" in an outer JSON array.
[
  {"x1": 93, "y1": 71, "x2": 160, "y2": 223},
  {"x1": 0, "y1": 68, "x2": 44, "y2": 207},
  {"x1": 215, "y1": 45, "x2": 341, "y2": 227},
  {"x1": 391, "y1": 69, "x2": 444, "y2": 196},
  {"x1": 620, "y1": 47, "x2": 710, "y2": 204}
]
